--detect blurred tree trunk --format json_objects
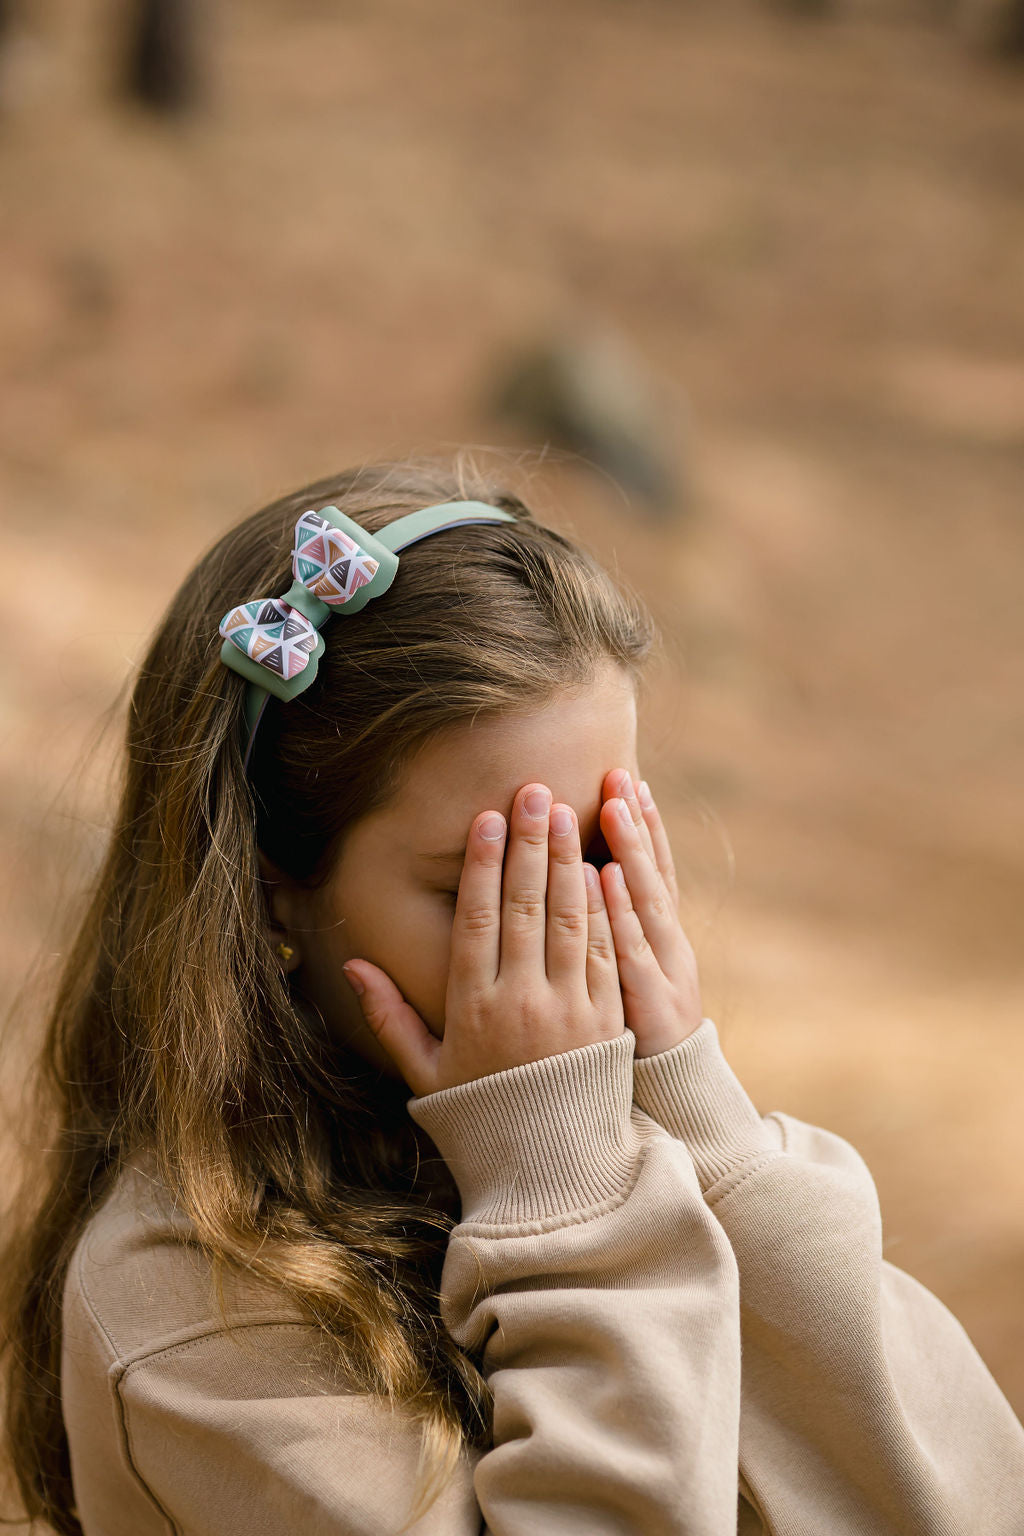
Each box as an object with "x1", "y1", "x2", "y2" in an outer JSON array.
[
  {"x1": 121, "y1": 0, "x2": 205, "y2": 114},
  {"x1": 962, "y1": 0, "x2": 1024, "y2": 55}
]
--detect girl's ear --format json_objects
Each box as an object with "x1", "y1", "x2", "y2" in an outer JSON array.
[{"x1": 256, "y1": 848, "x2": 303, "y2": 973}]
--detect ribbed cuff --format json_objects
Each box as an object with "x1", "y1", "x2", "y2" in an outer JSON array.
[
  {"x1": 407, "y1": 1031, "x2": 640, "y2": 1228},
  {"x1": 631, "y1": 1017, "x2": 775, "y2": 1191}
]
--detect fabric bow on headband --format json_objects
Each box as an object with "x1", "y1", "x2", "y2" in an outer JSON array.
[
  {"x1": 219, "y1": 507, "x2": 390, "y2": 696},
  {"x1": 218, "y1": 499, "x2": 519, "y2": 764}
]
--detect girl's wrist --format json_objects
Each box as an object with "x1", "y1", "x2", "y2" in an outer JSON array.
[
  {"x1": 408, "y1": 1031, "x2": 641, "y2": 1228},
  {"x1": 631, "y1": 1018, "x2": 778, "y2": 1192}
]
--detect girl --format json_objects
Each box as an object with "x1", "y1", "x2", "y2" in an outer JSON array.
[{"x1": 3, "y1": 455, "x2": 1022, "y2": 1536}]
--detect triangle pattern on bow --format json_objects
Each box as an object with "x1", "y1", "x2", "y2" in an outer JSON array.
[{"x1": 218, "y1": 509, "x2": 381, "y2": 683}]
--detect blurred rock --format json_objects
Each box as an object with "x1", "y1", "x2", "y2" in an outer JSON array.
[{"x1": 487, "y1": 325, "x2": 686, "y2": 520}]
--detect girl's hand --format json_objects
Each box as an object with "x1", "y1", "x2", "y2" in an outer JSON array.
[
  {"x1": 598, "y1": 769, "x2": 703, "y2": 1059},
  {"x1": 343, "y1": 783, "x2": 624, "y2": 1098}
]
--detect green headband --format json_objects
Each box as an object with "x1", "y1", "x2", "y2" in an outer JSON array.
[{"x1": 217, "y1": 498, "x2": 519, "y2": 768}]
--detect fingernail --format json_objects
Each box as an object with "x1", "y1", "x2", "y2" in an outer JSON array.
[
  {"x1": 613, "y1": 863, "x2": 626, "y2": 884},
  {"x1": 343, "y1": 965, "x2": 365, "y2": 996},
  {"x1": 615, "y1": 797, "x2": 633, "y2": 825},
  {"x1": 583, "y1": 863, "x2": 598, "y2": 888},
  {"x1": 479, "y1": 813, "x2": 505, "y2": 840},
  {"x1": 550, "y1": 806, "x2": 573, "y2": 835},
  {"x1": 524, "y1": 788, "x2": 551, "y2": 817},
  {"x1": 637, "y1": 780, "x2": 654, "y2": 809}
]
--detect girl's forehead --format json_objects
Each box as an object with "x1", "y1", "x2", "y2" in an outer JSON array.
[{"x1": 388, "y1": 675, "x2": 640, "y2": 844}]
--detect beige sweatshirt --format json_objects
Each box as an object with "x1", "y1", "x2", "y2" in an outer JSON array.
[{"x1": 61, "y1": 1018, "x2": 1024, "y2": 1535}]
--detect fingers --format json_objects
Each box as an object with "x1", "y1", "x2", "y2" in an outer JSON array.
[
  {"x1": 599, "y1": 857, "x2": 653, "y2": 981},
  {"x1": 511, "y1": 791, "x2": 613, "y2": 1000},
  {"x1": 599, "y1": 791, "x2": 679, "y2": 958},
  {"x1": 448, "y1": 809, "x2": 508, "y2": 988},
  {"x1": 603, "y1": 769, "x2": 679, "y2": 909},
  {"x1": 455, "y1": 786, "x2": 614, "y2": 1006},
  {"x1": 543, "y1": 802, "x2": 587, "y2": 985},
  {"x1": 342, "y1": 958, "x2": 442, "y2": 1100},
  {"x1": 635, "y1": 777, "x2": 681, "y2": 909},
  {"x1": 582, "y1": 860, "x2": 621, "y2": 1012},
  {"x1": 499, "y1": 784, "x2": 552, "y2": 974}
]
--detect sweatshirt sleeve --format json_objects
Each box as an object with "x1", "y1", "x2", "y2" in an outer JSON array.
[
  {"x1": 631, "y1": 1016, "x2": 1024, "y2": 1536},
  {"x1": 405, "y1": 1025, "x2": 743, "y2": 1534},
  {"x1": 108, "y1": 1028, "x2": 746, "y2": 1536}
]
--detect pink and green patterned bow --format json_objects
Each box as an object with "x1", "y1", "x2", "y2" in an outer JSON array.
[
  {"x1": 218, "y1": 506, "x2": 392, "y2": 695},
  {"x1": 218, "y1": 498, "x2": 520, "y2": 767}
]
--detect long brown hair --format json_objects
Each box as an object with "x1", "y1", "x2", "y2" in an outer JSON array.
[{"x1": 1, "y1": 451, "x2": 658, "y2": 1533}]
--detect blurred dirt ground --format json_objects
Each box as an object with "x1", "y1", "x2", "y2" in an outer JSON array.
[{"x1": 1, "y1": 0, "x2": 1022, "y2": 1482}]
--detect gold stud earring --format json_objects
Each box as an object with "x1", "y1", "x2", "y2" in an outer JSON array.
[{"x1": 276, "y1": 942, "x2": 295, "y2": 964}]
